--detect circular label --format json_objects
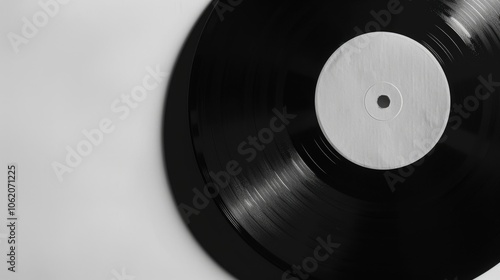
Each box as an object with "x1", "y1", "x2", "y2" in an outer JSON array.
[{"x1": 315, "y1": 32, "x2": 450, "y2": 170}]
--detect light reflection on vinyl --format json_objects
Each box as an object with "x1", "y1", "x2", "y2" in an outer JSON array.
[{"x1": 165, "y1": 0, "x2": 500, "y2": 279}]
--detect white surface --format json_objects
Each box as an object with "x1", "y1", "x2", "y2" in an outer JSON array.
[
  {"x1": 316, "y1": 32, "x2": 450, "y2": 170},
  {"x1": 0, "y1": 0, "x2": 234, "y2": 280}
]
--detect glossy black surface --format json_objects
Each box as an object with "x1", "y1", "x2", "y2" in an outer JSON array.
[{"x1": 167, "y1": 0, "x2": 500, "y2": 279}]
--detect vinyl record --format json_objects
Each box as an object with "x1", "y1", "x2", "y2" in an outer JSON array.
[{"x1": 166, "y1": 0, "x2": 500, "y2": 279}]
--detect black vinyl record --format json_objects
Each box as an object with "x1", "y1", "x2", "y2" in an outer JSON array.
[{"x1": 164, "y1": 0, "x2": 500, "y2": 279}]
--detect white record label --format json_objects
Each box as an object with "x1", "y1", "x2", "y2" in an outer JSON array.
[{"x1": 315, "y1": 32, "x2": 450, "y2": 170}]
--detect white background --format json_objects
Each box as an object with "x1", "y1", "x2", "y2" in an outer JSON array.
[{"x1": 0, "y1": 0, "x2": 234, "y2": 279}]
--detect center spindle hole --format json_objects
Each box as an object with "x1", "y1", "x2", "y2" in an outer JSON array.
[{"x1": 377, "y1": 95, "x2": 390, "y2": 109}]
